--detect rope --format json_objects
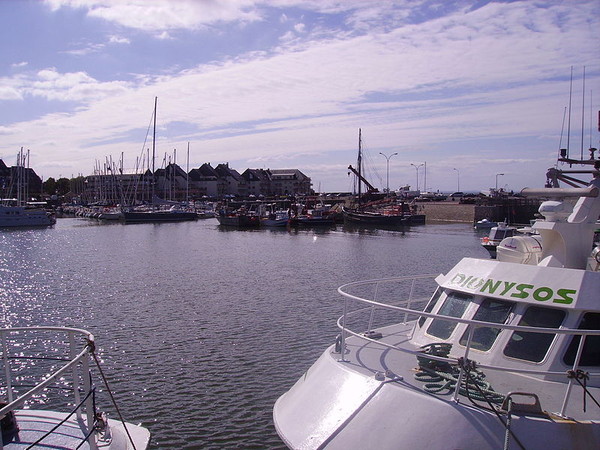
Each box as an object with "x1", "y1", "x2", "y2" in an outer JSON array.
[
  {"x1": 88, "y1": 339, "x2": 138, "y2": 450},
  {"x1": 567, "y1": 369, "x2": 600, "y2": 413},
  {"x1": 413, "y1": 344, "x2": 505, "y2": 403},
  {"x1": 25, "y1": 388, "x2": 95, "y2": 449}
]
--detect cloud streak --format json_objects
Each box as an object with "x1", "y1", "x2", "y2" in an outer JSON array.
[{"x1": 1, "y1": 0, "x2": 598, "y2": 192}]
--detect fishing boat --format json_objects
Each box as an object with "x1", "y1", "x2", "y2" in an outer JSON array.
[
  {"x1": 343, "y1": 129, "x2": 417, "y2": 226},
  {"x1": 261, "y1": 210, "x2": 291, "y2": 227},
  {"x1": 216, "y1": 207, "x2": 260, "y2": 228},
  {"x1": 273, "y1": 160, "x2": 600, "y2": 448},
  {"x1": 0, "y1": 326, "x2": 150, "y2": 449}
]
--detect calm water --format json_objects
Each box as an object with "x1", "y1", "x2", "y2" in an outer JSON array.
[{"x1": 0, "y1": 217, "x2": 486, "y2": 449}]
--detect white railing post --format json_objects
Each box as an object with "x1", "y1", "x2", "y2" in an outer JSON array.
[
  {"x1": 340, "y1": 297, "x2": 348, "y2": 361},
  {"x1": 69, "y1": 332, "x2": 82, "y2": 420},
  {"x1": 560, "y1": 333, "x2": 587, "y2": 417},
  {"x1": 454, "y1": 325, "x2": 475, "y2": 402},
  {"x1": 367, "y1": 282, "x2": 380, "y2": 332},
  {"x1": 1, "y1": 331, "x2": 13, "y2": 403},
  {"x1": 81, "y1": 351, "x2": 98, "y2": 450}
]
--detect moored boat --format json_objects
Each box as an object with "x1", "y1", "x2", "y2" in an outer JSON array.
[
  {"x1": 0, "y1": 203, "x2": 56, "y2": 228},
  {"x1": 216, "y1": 207, "x2": 260, "y2": 227},
  {"x1": 0, "y1": 326, "x2": 150, "y2": 449},
  {"x1": 122, "y1": 205, "x2": 198, "y2": 223},
  {"x1": 274, "y1": 162, "x2": 600, "y2": 449}
]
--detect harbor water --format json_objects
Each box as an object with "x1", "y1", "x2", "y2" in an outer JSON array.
[{"x1": 0, "y1": 217, "x2": 486, "y2": 449}]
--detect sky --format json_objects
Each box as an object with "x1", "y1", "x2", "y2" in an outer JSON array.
[{"x1": 0, "y1": 0, "x2": 599, "y2": 194}]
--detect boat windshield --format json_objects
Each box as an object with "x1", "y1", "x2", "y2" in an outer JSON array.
[
  {"x1": 503, "y1": 306, "x2": 565, "y2": 362},
  {"x1": 426, "y1": 292, "x2": 472, "y2": 339},
  {"x1": 458, "y1": 299, "x2": 514, "y2": 351}
]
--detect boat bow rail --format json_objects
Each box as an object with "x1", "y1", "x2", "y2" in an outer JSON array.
[
  {"x1": 336, "y1": 276, "x2": 600, "y2": 416},
  {"x1": 0, "y1": 327, "x2": 148, "y2": 449}
]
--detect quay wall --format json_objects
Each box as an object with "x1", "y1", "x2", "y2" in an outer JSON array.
[
  {"x1": 416, "y1": 202, "x2": 474, "y2": 223},
  {"x1": 415, "y1": 199, "x2": 541, "y2": 224}
]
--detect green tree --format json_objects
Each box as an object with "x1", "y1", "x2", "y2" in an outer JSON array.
[
  {"x1": 56, "y1": 178, "x2": 71, "y2": 196},
  {"x1": 43, "y1": 177, "x2": 57, "y2": 195}
]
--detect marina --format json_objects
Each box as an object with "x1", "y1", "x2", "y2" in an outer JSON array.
[{"x1": 0, "y1": 215, "x2": 488, "y2": 448}]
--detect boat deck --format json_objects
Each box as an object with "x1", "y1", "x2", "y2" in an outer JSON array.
[
  {"x1": 3, "y1": 410, "x2": 150, "y2": 449},
  {"x1": 337, "y1": 321, "x2": 600, "y2": 422}
]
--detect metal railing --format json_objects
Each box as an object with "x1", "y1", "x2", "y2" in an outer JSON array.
[
  {"x1": 337, "y1": 276, "x2": 600, "y2": 417},
  {"x1": 0, "y1": 327, "x2": 98, "y2": 450}
]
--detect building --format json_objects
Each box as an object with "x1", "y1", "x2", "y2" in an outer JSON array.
[{"x1": 270, "y1": 169, "x2": 312, "y2": 196}]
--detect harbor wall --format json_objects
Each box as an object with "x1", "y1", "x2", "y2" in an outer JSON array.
[
  {"x1": 416, "y1": 202, "x2": 474, "y2": 223},
  {"x1": 416, "y1": 199, "x2": 541, "y2": 224}
]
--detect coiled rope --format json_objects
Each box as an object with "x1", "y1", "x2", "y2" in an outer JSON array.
[{"x1": 414, "y1": 343, "x2": 505, "y2": 404}]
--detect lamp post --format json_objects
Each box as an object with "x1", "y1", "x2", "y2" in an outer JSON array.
[
  {"x1": 495, "y1": 173, "x2": 504, "y2": 190},
  {"x1": 410, "y1": 163, "x2": 424, "y2": 191},
  {"x1": 453, "y1": 168, "x2": 460, "y2": 192},
  {"x1": 379, "y1": 152, "x2": 398, "y2": 194}
]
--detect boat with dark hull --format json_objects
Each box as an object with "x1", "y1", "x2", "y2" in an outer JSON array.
[
  {"x1": 216, "y1": 209, "x2": 260, "y2": 227},
  {"x1": 343, "y1": 129, "x2": 422, "y2": 227},
  {"x1": 122, "y1": 206, "x2": 198, "y2": 223},
  {"x1": 342, "y1": 204, "x2": 412, "y2": 226}
]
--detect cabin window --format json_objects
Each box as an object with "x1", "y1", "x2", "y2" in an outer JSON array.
[
  {"x1": 503, "y1": 306, "x2": 565, "y2": 363},
  {"x1": 563, "y1": 313, "x2": 600, "y2": 367},
  {"x1": 426, "y1": 292, "x2": 471, "y2": 339},
  {"x1": 459, "y1": 299, "x2": 514, "y2": 351},
  {"x1": 418, "y1": 288, "x2": 442, "y2": 328}
]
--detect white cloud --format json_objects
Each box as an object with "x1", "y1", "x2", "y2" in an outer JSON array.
[
  {"x1": 10, "y1": 1, "x2": 600, "y2": 189},
  {"x1": 45, "y1": 0, "x2": 262, "y2": 31}
]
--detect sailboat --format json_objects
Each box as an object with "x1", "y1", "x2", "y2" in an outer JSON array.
[
  {"x1": 0, "y1": 149, "x2": 56, "y2": 228},
  {"x1": 342, "y1": 129, "x2": 414, "y2": 226},
  {"x1": 121, "y1": 98, "x2": 198, "y2": 223}
]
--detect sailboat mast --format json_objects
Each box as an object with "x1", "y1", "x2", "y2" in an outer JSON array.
[
  {"x1": 152, "y1": 96, "x2": 157, "y2": 202},
  {"x1": 357, "y1": 128, "x2": 362, "y2": 202}
]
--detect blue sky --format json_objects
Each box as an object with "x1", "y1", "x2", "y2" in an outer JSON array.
[{"x1": 1, "y1": 0, "x2": 598, "y2": 193}]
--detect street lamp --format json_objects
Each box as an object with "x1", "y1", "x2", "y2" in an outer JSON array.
[
  {"x1": 410, "y1": 163, "x2": 424, "y2": 191},
  {"x1": 453, "y1": 168, "x2": 460, "y2": 192},
  {"x1": 379, "y1": 152, "x2": 398, "y2": 194},
  {"x1": 495, "y1": 173, "x2": 504, "y2": 190}
]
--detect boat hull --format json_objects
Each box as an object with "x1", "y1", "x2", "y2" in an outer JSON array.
[
  {"x1": 342, "y1": 207, "x2": 411, "y2": 226},
  {"x1": 122, "y1": 210, "x2": 198, "y2": 223},
  {"x1": 274, "y1": 343, "x2": 600, "y2": 450},
  {"x1": 0, "y1": 206, "x2": 56, "y2": 227},
  {"x1": 216, "y1": 214, "x2": 260, "y2": 227}
]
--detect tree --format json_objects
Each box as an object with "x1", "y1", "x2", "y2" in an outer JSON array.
[
  {"x1": 56, "y1": 178, "x2": 71, "y2": 196},
  {"x1": 43, "y1": 177, "x2": 57, "y2": 195}
]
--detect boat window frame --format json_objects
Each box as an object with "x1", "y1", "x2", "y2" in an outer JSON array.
[
  {"x1": 425, "y1": 291, "x2": 473, "y2": 340},
  {"x1": 418, "y1": 287, "x2": 443, "y2": 328},
  {"x1": 458, "y1": 297, "x2": 515, "y2": 353},
  {"x1": 503, "y1": 305, "x2": 566, "y2": 364},
  {"x1": 562, "y1": 311, "x2": 600, "y2": 367}
]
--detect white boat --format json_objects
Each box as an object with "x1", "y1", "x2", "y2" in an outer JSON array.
[
  {"x1": 0, "y1": 149, "x2": 56, "y2": 228},
  {"x1": 274, "y1": 166, "x2": 600, "y2": 448},
  {"x1": 0, "y1": 203, "x2": 56, "y2": 228},
  {"x1": 0, "y1": 327, "x2": 150, "y2": 449}
]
